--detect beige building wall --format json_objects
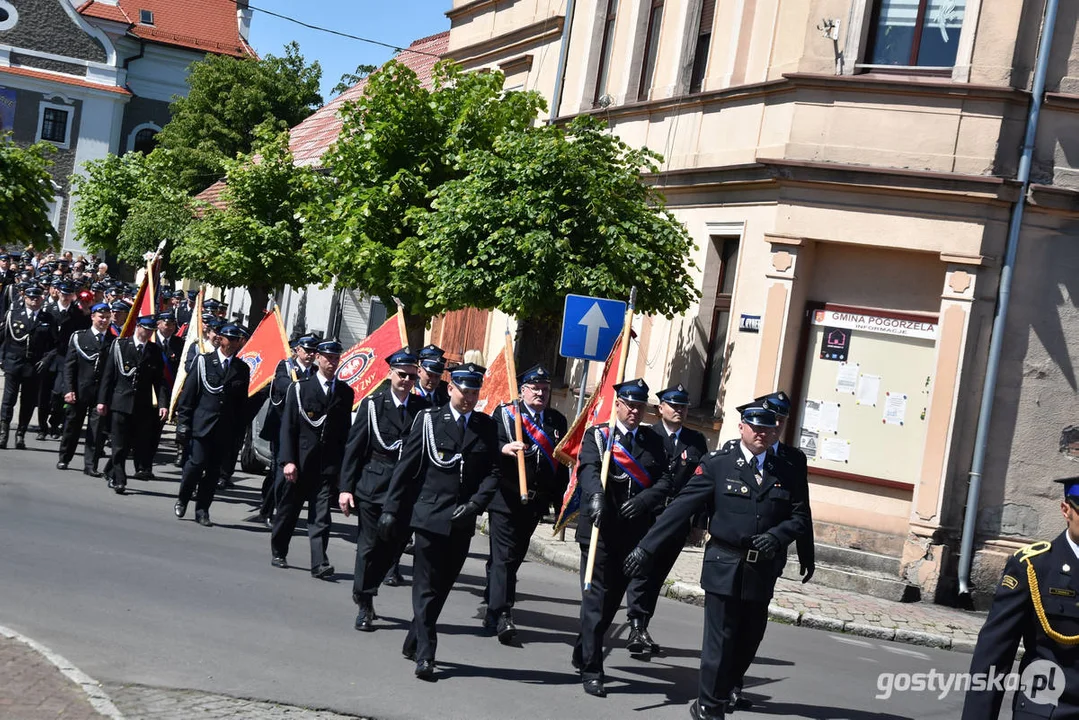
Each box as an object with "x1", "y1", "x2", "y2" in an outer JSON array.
[{"x1": 447, "y1": 0, "x2": 1079, "y2": 604}]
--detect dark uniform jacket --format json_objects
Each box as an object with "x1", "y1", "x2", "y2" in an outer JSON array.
[
  {"x1": 575, "y1": 423, "x2": 672, "y2": 545},
  {"x1": 175, "y1": 351, "x2": 251, "y2": 439},
  {"x1": 777, "y1": 440, "x2": 815, "y2": 569},
  {"x1": 259, "y1": 358, "x2": 312, "y2": 443},
  {"x1": 155, "y1": 332, "x2": 184, "y2": 384},
  {"x1": 278, "y1": 375, "x2": 354, "y2": 480},
  {"x1": 490, "y1": 400, "x2": 569, "y2": 516},
  {"x1": 383, "y1": 406, "x2": 501, "y2": 537},
  {"x1": 176, "y1": 304, "x2": 194, "y2": 332},
  {"x1": 64, "y1": 328, "x2": 114, "y2": 403},
  {"x1": 640, "y1": 442, "x2": 810, "y2": 602},
  {"x1": 339, "y1": 389, "x2": 430, "y2": 504},
  {"x1": 414, "y1": 381, "x2": 449, "y2": 408},
  {"x1": 662, "y1": 426, "x2": 710, "y2": 498},
  {"x1": 49, "y1": 303, "x2": 89, "y2": 377},
  {"x1": 963, "y1": 533, "x2": 1079, "y2": 719},
  {"x1": 1, "y1": 305, "x2": 57, "y2": 376},
  {"x1": 97, "y1": 338, "x2": 170, "y2": 414}
]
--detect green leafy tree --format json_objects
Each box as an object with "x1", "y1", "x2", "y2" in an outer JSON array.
[
  {"x1": 156, "y1": 41, "x2": 322, "y2": 193},
  {"x1": 173, "y1": 124, "x2": 327, "y2": 329},
  {"x1": 0, "y1": 134, "x2": 58, "y2": 249},
  {"x1": 418, "y1": 116, "x2": 699, "y2": 365}
]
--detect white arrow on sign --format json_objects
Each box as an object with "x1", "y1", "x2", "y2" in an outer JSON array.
[{"x1": 578, "y1": 302, "x2": 610, "y2": 356}]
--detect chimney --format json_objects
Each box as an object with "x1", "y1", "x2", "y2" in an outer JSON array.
[{"x1": 236, "y1": 0, "x2": 252, "y2": 42}]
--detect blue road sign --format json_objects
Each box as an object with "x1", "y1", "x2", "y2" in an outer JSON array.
[{"x1": 560, "y1": 294, "x2": 627, "y2": 362}]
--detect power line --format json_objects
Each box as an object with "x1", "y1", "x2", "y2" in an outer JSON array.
[{"x1": 241, "y1": 2, "x2": 442, "y2": 58}]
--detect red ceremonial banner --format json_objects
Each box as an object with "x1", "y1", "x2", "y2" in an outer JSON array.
[
  {"x1": 475, "y1": 341, "x2": 511, "y2": 414},
  {"x1": 120, "y1": 258, "x2": 158, "y2": 338},
  {"x1": 238, "y1": 308, "x2": 291, "y2": 396},
  {"x1": 338, "y1": 311, "x2": 408, "y2": 408}
]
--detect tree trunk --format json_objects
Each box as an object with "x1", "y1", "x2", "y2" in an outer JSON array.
[
  {"x1": 247, "y1": 286, "x2": 271, "y2": 332},
  {"x1": 515, "y1": 315, "x2": 561, "y2": 374}
]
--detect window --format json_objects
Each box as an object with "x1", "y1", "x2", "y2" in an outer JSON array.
[
  {"x1": 688, "y1": 0, "x2": 716, "y2": 94},
  {"x1": 133, "y1": 128, "x2": 157, "y2": 154},
  {"x1": 0, "y1": 1, "x2": 18, "y2": 31},
  {"x1": 593, "y1": 0, "x2": 619, "y2": 106},
  {"x1": 637, "y1": 0, "x2": 664, "y2": 101},
  {"x1": 701, "y1": 237, "x2": 740, "y2": 409},
  {"x1": 139, "y1": 9, "x2": 154, "y2": 25},
  {"x1": 38, "y1": 105, "x2": 70, "y2": 147},
  {"x1": 865, "y1": 0, "x2": 966, "y2": 68}
]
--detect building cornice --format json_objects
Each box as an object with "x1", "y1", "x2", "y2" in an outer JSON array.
[{"x1": 448, "y1": 17, "x2": 564, "y2": 68}]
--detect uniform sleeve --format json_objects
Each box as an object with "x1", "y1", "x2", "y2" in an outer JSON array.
[
  {"x1": 175, "y1": 357, "x2": 200, "y2": 429},
  {"x1": 63, "y1": 334, "x2": 78, "y2": 397},
  {"x1": 633, "y1": 431, "x2": 673, "y2": 510},
  {"x1": 97, "y1": 344, "x2": 117, "y2": 406},
  {"x1": 154, "y1": 346, "x2": 170, "y2": 410},
  {"x1": 576, "y1": 427, "x2": 603, "y2": 499},
  {"x1": 467, "y1": 419, "x2": 502, "y2": 511},
  {"x1": 277, "y1": 382, "x2": 300, "y2": 467},
  {"x1": 767, "y1": 478, "x2": 811, "y2": 547},
  {"x1": 791, "y1": 450, "x2": 816, "y2": 567},
  {"x1": 495, "y1": 403, "x2": 513, "y2": 449},
  {"x1": 339, "y1": 397, "x2": 371, "y2": 495},
  {"x1": 383, "y1": 412, "x2": 426, "y2": 519},
  {"x1": 961, "y1": 555, "x2": 1030, "y2": 720},
  {"x1": 639, "y1": 458, "x2": 715, "y2": 555}
]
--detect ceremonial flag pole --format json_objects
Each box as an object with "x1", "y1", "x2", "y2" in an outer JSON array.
[
  {"x1": 583, "y1": 287, "x2": 636, "y2": 592},
  {"x1": 392, "y1": 297, "x2": 409, "y2": 347},
  {"x1": 502, "y1": 326, "x2": 529, "y2": 504},
  {"x1": 169, "y1": 287, "x2": 204, "y2": 421}
]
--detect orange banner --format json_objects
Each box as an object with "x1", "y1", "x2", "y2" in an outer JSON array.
[
  {"x1": 475, "y1": 341, "x2": 511, "y2": 415},
  {"x1": 337, "y1": 310, "x2": 408, "y2": 408},
  {"x1": 237, "y1": 307, "x2": 290, "y2": 396},
  {"x1": 120, "y1": 257, "x2": 158, "y2": 338}
]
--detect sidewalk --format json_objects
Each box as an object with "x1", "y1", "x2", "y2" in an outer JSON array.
[{"x1": 517, "y1": 520, "x2": 987, "y2": 654}]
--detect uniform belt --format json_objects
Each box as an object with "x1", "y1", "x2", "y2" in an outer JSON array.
[{"x1": 712, "y1": 540, "x2": 763, "y2": 564}]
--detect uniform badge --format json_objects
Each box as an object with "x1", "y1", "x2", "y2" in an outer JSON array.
[
  {"x1": 1001, "y1": 575, "x2": 1019, "y2": 590},
  {"x1": 1064, "y1": 564, "x2": 1071, "y2": 574},
  {"x1": 741, "y1": 486, "x2": 748, "y2": 494},
  {"x1": 736, "y1": 458, "x2": 745, "y2": 468},
  {"x1": 307, "y1": 411, "x2": 316, "y2": 419},
  {"x1": 694, "y1": 465, "x2": 704, "y2": 475},
  {"x1": 1050, "y1": 587, "x2": 1076, "y2": 597}
]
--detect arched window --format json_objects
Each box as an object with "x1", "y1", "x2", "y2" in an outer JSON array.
[{"x1": 133, "y1": 128, "x2": 158, "y2": 154}]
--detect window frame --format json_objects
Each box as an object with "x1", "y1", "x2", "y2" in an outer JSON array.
[
  {"x1": 852, "y1": 0, "x2": 974, "y2": 78},
  {"x1": 37, "y1": 101, "x2": 72, "y2": 149},
  {"x1": 687, "y1": 0, "x2": 716, "y2": 94},
  {"x1": 699, "y1": 225, "x2": 743, "y2": 414},
  {"x1": 593, "y1": 0, "x2": 619, "y2": 106},
  {"x1": 139, "y1": 9, "x2": 154, "y2": 25},
  {"x1": 636, "y1": 0, "x2": 665, "y2": 101}
]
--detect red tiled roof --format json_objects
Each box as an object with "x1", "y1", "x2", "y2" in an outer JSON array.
[
  {"x1": 78, "y1": 0, "x2": 253, "y2": 58},
  {"x1": 194, "y1": 178, "x2": 227, "y2": 209},
  {"x1": 0, "y1": 65, "x2": 131, "y2": 95},
  {"x1": 289, "y1": 31, "x2": 448, "y2": 168}
]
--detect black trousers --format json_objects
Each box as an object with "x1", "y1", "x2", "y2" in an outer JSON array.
[
  {"x1": 574, "y1": 532, "x2": 636, "y2": 681},
  {"x1": 35, "y1": 369, "x2": 60, "y2": 433},
  {"x1": 104, "y1": 409, "x2": 153, "y2": 487},
  {"x1": 135, "y1": 416, "x2": 165, "y2": 472},
  {"x1": 259, "y1": 440, "x2": 279, "y2": 517},
  {"x1": 270, "y1": 473, "x2": 332, "y2": 569},
  {"x1": 402, "y1": 528, "x2": 473, "y2": 662},
  {"x1": 626, "y1": 520, "x2": 691, "y2": 622},
  {"x1": 485, "y1": 508, "x2": 541, "y2": 615},
  {"x1": 699, "y1": 592, "x2": 770, "y2": 712},
  {"x1": 178, "y1": 433, "x2": 227, "y2": 512},
  {"x1": 1, "y1": 369, "x2": 39, "y2": 429},
  {"x1": 353, "y1": 498, "x2": 403, "y2": 600},
  {"x1": 58, "y1": 401, "x2": 106, "y2": 469}
]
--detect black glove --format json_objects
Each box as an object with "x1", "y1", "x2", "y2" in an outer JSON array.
[
  {"x1": 750, "y1": 532, "x2": 780, "y2": 558},
  {"x1": 800, "y1": 563, "x2": 815, "y2": 584},
  {"x1": 175, "y1": 425, "x2": 190, "y2": 446},
  {"x1": 587, "y1": 493, "x2": 604, "y2": 528},
  {"x1": 377, "y1": 513, "x2": 397, "y2": 542},
  {"x1": 619, "y1": 496, "x2": 646, "y2": 520},
  {"x1": 450, "y1": 501, "x2": 480, "y2": 529},
  {"x1": 622, "y1": 546, "x2": 654, "y2": 578}
]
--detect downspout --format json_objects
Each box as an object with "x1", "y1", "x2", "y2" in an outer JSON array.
[
  {"x1": 547, "y1": 0, "x2": 576, "y2": 124},
  {"x1": 122, "y1": 39, "x2": 146, "y2": 70},
  {"x1": 957, "y1": 0, "x2": 1060, "y2": 597}
]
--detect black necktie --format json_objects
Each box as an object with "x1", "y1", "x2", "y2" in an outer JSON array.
[
  {"x1": 222, "y1": 358, "x2": 229, "y2": 372},
  {"x1": 623, "y1": 431, "x2": 633, "y2": 451},
  {"x1": 457, "y1": 414, "x2": 467, "y2": 442},
  {"x1": 670, "y1": 432, "x2": 678, "y2": 444},
  {"x1": 96, "y1": 332, "x2": 103, "y2": 346},
  {"x1": 399, "y1": 403, "x2": 407, "y2": 424}
]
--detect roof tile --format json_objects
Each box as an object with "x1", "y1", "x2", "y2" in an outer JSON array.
[{"x1": 79, "y1": 0, "x2": 253, "y2": 57}]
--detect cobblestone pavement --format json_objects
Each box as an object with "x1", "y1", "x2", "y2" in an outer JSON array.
[
  {"x1": 521, "y1": 520, "x2": 987, "y2": 653},
  {"x1": 103, "y1": 685, "x2": 366, "y2": 720},
  {"x1": 0, "y1": 634, "x2": 108, "y2": 720}
]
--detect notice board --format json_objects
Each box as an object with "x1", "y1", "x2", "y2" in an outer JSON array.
[{"x1": 792, "y1": 304, "x2": 938, "y2": 488}]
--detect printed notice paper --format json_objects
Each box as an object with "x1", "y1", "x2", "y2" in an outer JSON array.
[
  {"x1": 856, "y1": 374, "x2": 881, "y2": 407},
  {"x1": 799, "y1": 430, "x2": 818, "y2": 459},
  {"x1": 802, "y1": 400, "x2": 821, "y2": 432},
  {"x1": 821, "y1": 437, "x2": 851, "y2": 463},
  {"x1": 884, "y1": 392, "x2": 908, "y2": 426},
  {"x1": 819, "y1": 401, "x2": 841, "y2": 435},
  {"x1": 835, "y1": 362, "x2": 859, "y2": 395}
]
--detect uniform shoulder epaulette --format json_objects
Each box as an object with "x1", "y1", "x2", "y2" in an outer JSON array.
[{"x1": 1014, "y1": 540, "x2": 1052, "y2": 562}]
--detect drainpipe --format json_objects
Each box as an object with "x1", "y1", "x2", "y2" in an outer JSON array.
[
  {"x1": 957, "y1": 0, "x2": 1060, "y2": 597},
  {"x1": 547, "y1": 0, "x2": 576, "y2": 124}
]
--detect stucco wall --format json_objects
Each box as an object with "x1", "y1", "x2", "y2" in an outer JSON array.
[{"x1": 0, "y1": 0, "x2": 106, "y2": 62}]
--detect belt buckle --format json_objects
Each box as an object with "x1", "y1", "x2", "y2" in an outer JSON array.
[
  {"x1": 527, "y1": 489, "x2": 536, "y2": 500},
  {"x1": 745, "y1": 549, "x2": 759, "y2": 563}
]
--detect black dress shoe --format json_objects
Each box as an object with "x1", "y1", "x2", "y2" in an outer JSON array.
[
  {"x1": 256, "y1": 513, "x2": 272, "y2": 528},
  {"x1": 174, "y1": 501, "x2": 187, "y2": 518},
  {"x1": 312, "y1": 563, "x2": 335, "y2": 580},
  {"x1": 582, "y1": 679, "x2": 606, "y2": 698},
  {"x1": 727, "y1": 688, "x2": 752, "y2": 711},
  {"x1": 271, "y1": 556, "x2": 287, "y2": 569},
  {"x1": 195, "y1": 510, "x2": 212, "y2": 527},
  {"x1": 414, "y1": 659, "x2": 435, "y2": 680},
  {"x1": 133, "y1": 470, "x2": 155, "y2": 481},
  {"x1": 383, "y1": 572, "x2": 403, "y2": 587},
  {"x1": 496, "y1": 613, "x2": 517, "y2": 644},
  {"x1": 56, "y1": 461, "x2": 68, "y2": 470},
  {"x1": 690, "y1": 699, "x2": 726, "y2": 719},
  {"x1": 402, "y1": 647, "x2": 416, "y2": 661},
  {"x1": 627, "y1": 619, "x2": 649, "y2": 655},
  {"x1": 35, "y1": 431, "x2": 47, "y2": 441},
  {"x1": 84, "y1": 468, "x2": 103, "y2": 478},
  {"x1": 571, "y1": 649, "x2": 582, "y2": 672},
  {"x1": 354, "y1": 605, "x2": 375, "y2": 632},
  {"x1": 112, "y1": 482, "x2": 126, "y2": 495},
  {"x1": 638, "y1": 625, "x2": 660, "y2": 653}
]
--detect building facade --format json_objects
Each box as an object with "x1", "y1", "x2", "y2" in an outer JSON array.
[
  {"x1": 446, "y1": 0, "x2": 1079, "y2": 605},
  {"x1": 0, "y1": 0, "x2": 253, "y2": 252}
]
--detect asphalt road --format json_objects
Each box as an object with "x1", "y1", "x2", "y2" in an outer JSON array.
[{"x1": 0, "y1": 436, "x2": 972, "y2": 720}]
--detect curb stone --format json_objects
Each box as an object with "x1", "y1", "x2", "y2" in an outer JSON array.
[{"x1": 507, "y1": 522, "x2": 974, "y2": 654}]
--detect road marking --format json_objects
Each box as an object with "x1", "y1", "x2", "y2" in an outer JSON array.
[
  {"x1": 857, "y1": 656, "x2": 879, "y2": 664},
  {"x1": 0, "y1": 623, "x2": 125, "y2": 719},
  {"x1": 883, "y1": 645, "x2": 931, "y2": 659},
  {"x1": 829, "y1": 635, "x2": 873, "y2": 648}
]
